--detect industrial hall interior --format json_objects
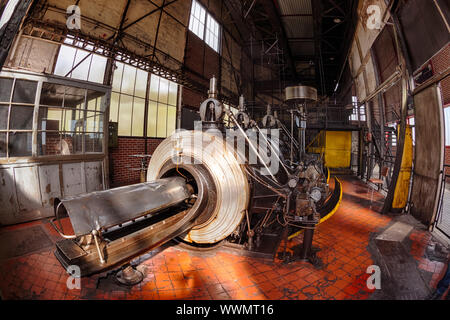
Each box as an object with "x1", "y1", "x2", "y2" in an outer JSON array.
[{"x1": 0, "y1": 0, "x2": 449, "y2": 302}]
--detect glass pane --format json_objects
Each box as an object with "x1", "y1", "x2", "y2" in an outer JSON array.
[
  {"x1": 10, "y1": 106, "x2": 34, "y2": 130},
  {"x1": 40, "y1": 83, "x2": 64, "y2": 107},
  {"x1": 168, "y1": 82, "x2": 178, "y2": 106},
  {"x1": 64, "y1": 86, "x2": 86, "y2": 109},
  {"x1": 157, "y1": 104, "x2": 167, "y2": 138},
  {"x1": 149, "y1": 75, "x2": 159, "y2": 101},
  {"x1": 121, "y1": 64, "x2": 137, "y2": 95},
  {"x1": 118, "y1": 94, "x2": 132, "y2": 136},
  {"x1": 13, "y1": 80, "x2": 37, "y2": 104},
  {"x1": 0, "y1": 132, "x2": 6, "y2": 157},
  {"x1": 63, "y1": 109, "x2": 76, "y2": 132},
  {"x1": 158, "y1": 78, "x2": 169, "y2": 104},
  {"x1": 86, "y1": 111, "x2": 97, "y2": 132},
  {"x1": 110, "y1": 92, "x2": 119, "y2": 122},
  {"x1": 112, "y1": 62, "x2": 124, "y2": 92},
  {"x1": 69, "y1": 132, "x2": 83, "y2": 154},
  {"x1": 88, "y1": 54, "x2": 107, "y2": 84},
  {"x1": 87, "y1": 98, "x2": 97, "y2": 111},
  {"x1": 96, "y1": 113, "x2": 104, "y2": 134},
  {"x1": 9, "y1": 132, "x2": 32, "y2": 157},
  {"x1": 38, "y1": 132, "x2": 67, "y2": 156},
  {"x1": 167, "y1": 106, "x2": 176, "y2": 136},
  {"x1": 0, "y1": 78, "x2": 13, "y2": 102},
  {"x1": 0, "y1": 105, "x2": 8, "y2": 129},
  {"x1": 54, "y1": 45, "x2": 76, "y2": 77},
  {"x1": 135, "y1": 69, "x2": 148, "y2": 98},
  {"x1": 147, "y1": 101, "x2": 157, "y2": 137},
  {"x1": 38, "y1": 107, "x2": 63, "y2": 131},
  {"x1": 85, "y1": 133, "x2": 103, "y2": 153},
  {"x1": 71, "y1": 49, "x2": 91, "y2": 81},
  {"x1": 132, "y1": 97, "x2": 145, "y2": 137}
]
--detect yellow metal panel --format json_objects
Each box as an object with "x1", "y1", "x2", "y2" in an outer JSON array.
[
  {"x1": 392, "y1": 125, "x2": 413, "y2": 209},
  {"x1": 325, "y1": 131, "x2": 352, "y2": 168}
]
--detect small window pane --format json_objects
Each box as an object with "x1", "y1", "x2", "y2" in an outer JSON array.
[
  {"x1": 110, "y1": 92, "x2": 120, "y2": 122},
  {"x1": 87, "y1": 98, "x2": 97, "y2": 111},
  {"x1": 135, "y1": 69, "x2": 148, "y2": 98},
  {"x1": 86, "y1": 111, "x2": 97, "y2": 132},
  {"x1": 168, "y1": 82, "x2": 178, "y2": 106},
  {"x1": 85, "y1": 133, "x2": 103, "y2": 153},
  {"x1": 132, "y1": 97, "x2": 145, "y2": 137},
  {"x1": 88, "y1": 54, "x2": 107, "y2": 83},
  {"x1": 112, "y1": 62, "x2": 124, "y2": 92},
  {"x1": 118, "y1": 94, "x2": 132, "y2": 136},
  {"x1": 149, "y1": 75, "x2": 160, "y2": 101},
  {"x1": 63, "y1": 86, "x2": 86, "y2": 109},
  {"x1": 71, "y1": 49, "x2": 91, "y2": 81},
  {"x1": 0, "y1": 133, "x2": 6, "y2": 157},
  {"x1": 40, "y1": 83, "x2": 65, "y2": 107},
  {"x1": 158, "y1": 78, "x2": 169, "y2": 104},
  {"x1": 10, "y1": 106, "x2": 34, "y2": 130},
  {"x1": 167, "y1": 106, "x2": 176, "y2": 136},
  {"x1": 157, "y1": 104, "x2": 167, "y2": 138},
  {"x1": 54, "y1": 45, "x2": 76, "y2": 77},
  {"x1": 13, "y1": 80, "x2": 37, "y2": 104},
  {"x1": 121, "y1": 64, "x2": 137, "y2": 96},
  {"x1": 0, "y1": 105, "x2": 8, "y2": 129},
  {"x1": 38, "y1": 132, "x2": 66, "y2": 156},
  {"x1": 9, "y1": 132, "x2": 32, "y2": 157},
  {"x1": 147, "y1": 101, "x2": 158, "y2": 137},
  {"x1": 0, "y1": 78, "x2": 13, "y2": 102},
  {"x1": 38, "y1": 108, "x2": 63, "y2": 131}
]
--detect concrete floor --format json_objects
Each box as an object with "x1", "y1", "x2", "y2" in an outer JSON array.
[{"x1": 0, "y1": 176, "x2": 448, "y2": 300}]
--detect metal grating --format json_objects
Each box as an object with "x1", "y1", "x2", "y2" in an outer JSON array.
[
  {"x1": 282, "y1": 16, "x2": 314, "y2": 38},
  {"x1": 277, "y1": 0, "x2": 312, "y2": 15}
]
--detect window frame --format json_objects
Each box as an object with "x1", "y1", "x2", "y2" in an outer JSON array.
[
  {"x1": 188, "y1": 0, "x2": 221, "y2": 54},
  {"x1": 0, "y1": 71, "x2": 109, "y2": 160},
  {"x1": 111, "y1": 62, "x2": 179, "y2": 139}
]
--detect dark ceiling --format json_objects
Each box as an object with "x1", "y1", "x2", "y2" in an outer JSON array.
[{"x1": 225, "y1": 0, "x2": 358, "y2": 97}]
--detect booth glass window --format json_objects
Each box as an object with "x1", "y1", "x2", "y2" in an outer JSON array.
[{"x1": 0, "y1": 76, "x2": 107, "y2": 159}]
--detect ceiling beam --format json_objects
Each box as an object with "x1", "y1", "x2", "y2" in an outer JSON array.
[{"x1": 258, "y1": 0, "x2": 298, "y2": 81}]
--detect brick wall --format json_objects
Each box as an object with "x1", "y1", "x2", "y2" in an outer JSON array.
[
  {"x1": 109, "y1": 137, "x2": 163, "y2": 187},
  {"x1": 431, "y1": 44, "x2": 450, "y2": 105}
]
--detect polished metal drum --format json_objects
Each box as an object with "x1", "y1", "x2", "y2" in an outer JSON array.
[
  {"x1": 147, "y1": 130, "x2": 250, "y2": 244},
  {"x1": 285, "y1": 85, "x2": 318, "y2": 102}
]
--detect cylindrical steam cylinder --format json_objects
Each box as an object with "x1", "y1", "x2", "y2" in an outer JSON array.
[{"x1": 147, "y1": 130, "x2": 250, "y2": 244}]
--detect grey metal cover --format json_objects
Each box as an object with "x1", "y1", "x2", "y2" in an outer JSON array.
[
  {"x1": 285, "y1": 85, "x2": 318, "y2": 102},
  {"x1": 58, "y1": 177, "x2": 191, "y2": 236}
]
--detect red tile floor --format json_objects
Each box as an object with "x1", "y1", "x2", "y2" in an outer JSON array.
[{"x1": 0, "y1": 176, "x2": 448, "y2": 300}]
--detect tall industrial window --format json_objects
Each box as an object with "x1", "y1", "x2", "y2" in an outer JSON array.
[
  {"x1": 54, "y1": 44, "x2": 107, "y2": 84},
  {"x1": 110, "y1": 62, "x2": 178, "y2": 138},
  {"x1": 189, "y1": 0, "x2": 206, "y2": 39},
  {"x1": 444, "y1": 107, "x2": 450, "y2": 147},
  {"x1": 205, "y1": 15, "x2": 220, "y2": 52},
  {"x1": 188, "y1": 0, "x2": 220, "y2": 53},
  {"x1": 350, "y1": 96, "x2": 366, "y2": 122}
]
